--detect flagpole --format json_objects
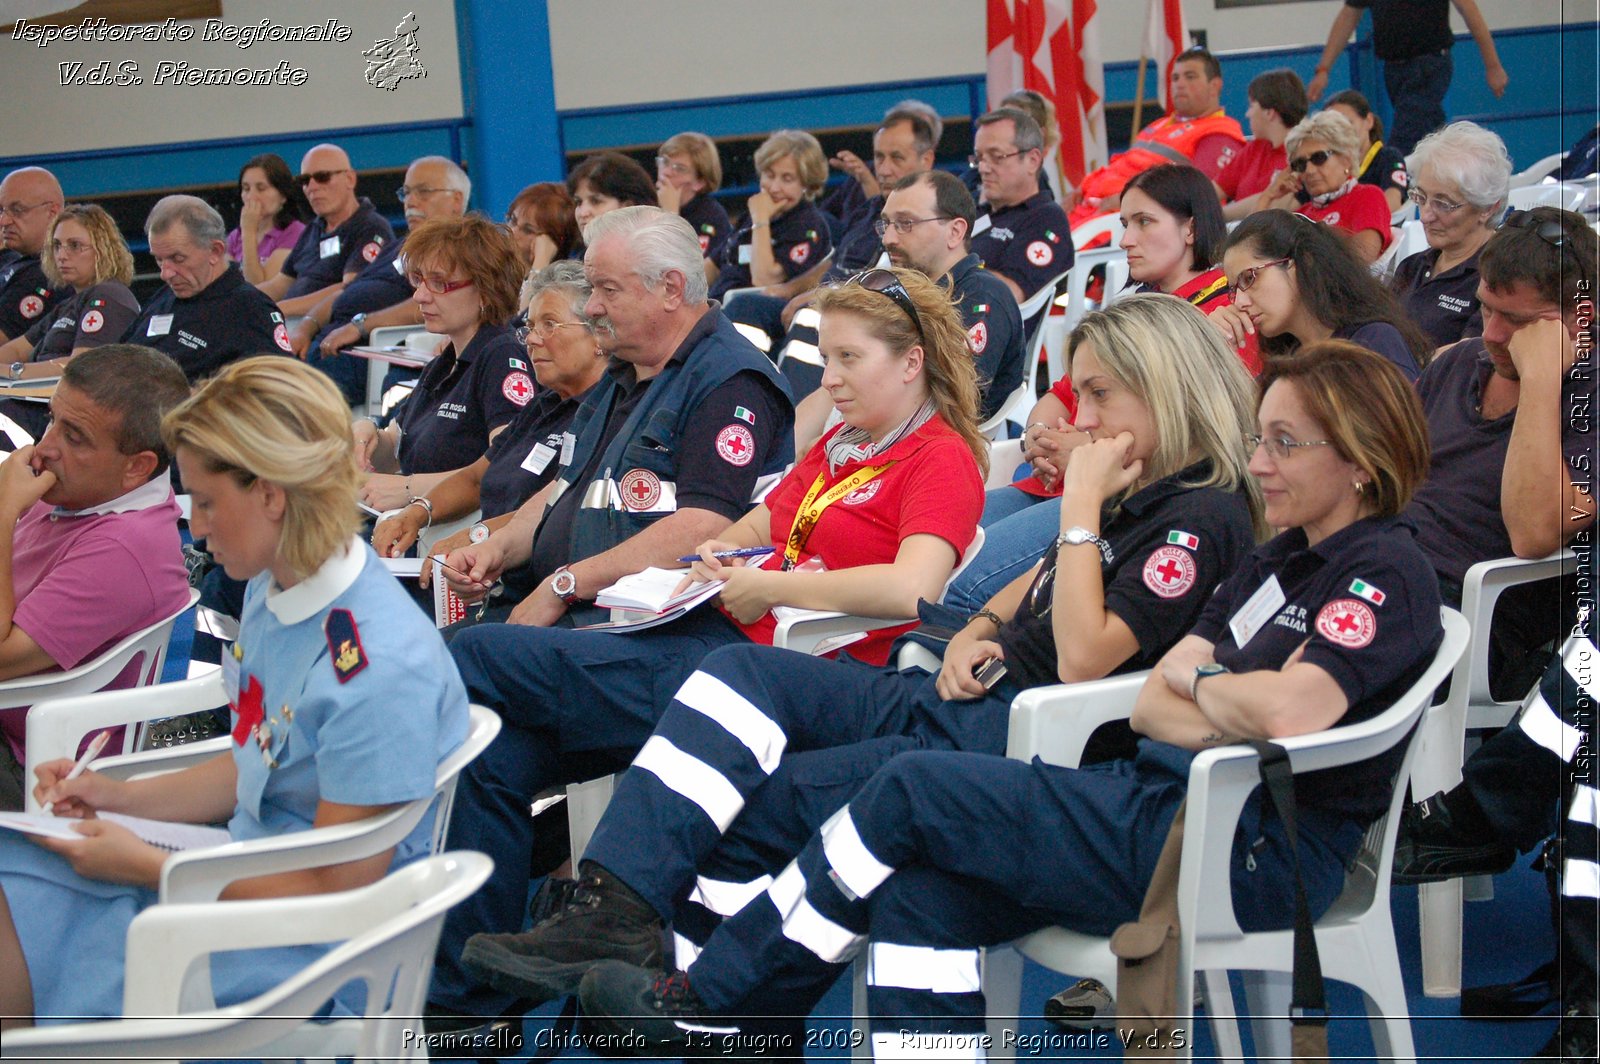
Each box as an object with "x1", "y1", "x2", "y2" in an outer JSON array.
[{"x1": 1131, "y1": 54, "x2": 1149, "y2": 142}]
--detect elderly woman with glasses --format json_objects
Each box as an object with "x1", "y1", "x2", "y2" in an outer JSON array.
[
  {"x1": 1259, "y1": 110, "x2": 1394, "y2": 264},
  {"x1": 372, "y1": 261, "x2": 608, "y2": 559},
  {"x1": 354, "y1": 215, "x2": 532, "y2": 512},
  {"x1": 1390, "y1": 121, "x2": 1512, "y2": 348}
]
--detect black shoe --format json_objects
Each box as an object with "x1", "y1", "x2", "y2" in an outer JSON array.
[
  {"x1": 461, "y1": 861, "x2": 663, "y2": 1006},
  {"x1": 579, "y1": 959, "x2": 739, "y2": 1056},
  {"x1": 1463, "y1": 960, "x2": 1561, "y2": 1019},
  {"x1": 1392, "y1": 789, "x2": 1516, "y2": 885},
  {"x1": 1044, "y1": 977, "x2": 1115, "y2": 1030},
  {"x1": 1523, "y1": 997, "x2": 1598, "y2": 1062}
]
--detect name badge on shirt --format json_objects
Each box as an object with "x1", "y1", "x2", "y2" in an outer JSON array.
[
  {"x1": 1229, "y1": 574, "x2": 1286, "y2": 649},
  {"x1": 145, "y1": 313, "x2": 174, "y2": 337},
  {"x1": 319, "y1": 235, "x2": 342, "y2": 259},
  {"x1": 971, "y1": 214, "x2": 992, "y2": 237},
  {"x1": 523, "y1": 441, "x2": 557, "y2": 474},
  {"x1": 737, "y1": 244, "x2": 753, "y2": 265},
  {"x1": 559, "y1": 432, "x2": 576, "y2": 467}
]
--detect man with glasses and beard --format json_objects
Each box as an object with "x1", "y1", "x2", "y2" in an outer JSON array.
[{"x1": 255, "y1": 144, "x2": 393, "y2": 317}]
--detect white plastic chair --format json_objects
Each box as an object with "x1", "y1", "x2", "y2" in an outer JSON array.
[
  {"x1": 1069, "y1": 213, "x2": 1126, "y2": 252},
  {"x1": 1047, "y1": 246, "x2": 1129, "y2": 384},
  {"x1": 1507, "y1": 152, "x2": 1567, "y2": 189},
  {"x1": 16, "y1": 588, "x2": 198, "y2": 807},
  {"x1": 985, "y1": 437, "x2": 1027, "y2": 491},
  {"x1": 980, "y1": 609, "x2": 1469, "y2": 1062},
  {"x1": 1412, "y1": 550, "x2": 1574, "y2": 997},
  {"x1": 977, "y1": 271, "x2": 1071, "y2": 441},
  {"x1": 362, "y1": 325, "x2": 428, "y2": 419},
  {"x1": 0, "y1": 851, "x2": 492, "y2": 1064},
  {"x1": 1506, "y1": 182, "x2": 1588, "y2": 213}
]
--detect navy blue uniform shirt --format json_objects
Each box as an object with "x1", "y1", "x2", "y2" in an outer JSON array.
[
  {"x1": 123, "y1": 263, "x2": 290, "y2": 382},
  {"x1": 281, "y1": 197, "x2": 395, "y2": 299},
  {"x1": 1194, "y1": 514, "x2": 1444, "y2": 823},
  {"x1": 970, "y1": 190, "x2": 1072, "y2": 301},
  {"x1": 394, "y1": 323, "x2": 529, "y2": 475},
  {"x1": 710, "y1": 202, "x2": 833, "y2": 300}
]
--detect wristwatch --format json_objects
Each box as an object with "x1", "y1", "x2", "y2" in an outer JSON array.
[
  {"x1": 1191, "y1": 662, "x2": 1229, "y2": 702},
  {"x1": 1056, "y1": 526, "x2": 1114, "y2": 564},
  {"x1": 549, "y1": 566, "x2": 581, "y2": 606},
  {"x1": 468, "y1": 521, "x2": 491, "y2": 544},
  {"x1": 350, "y1": 312, "x2": 369, "y2": 339},
  {"x1": 8, "y1": 362, "x2": 24, "y2": 381}
]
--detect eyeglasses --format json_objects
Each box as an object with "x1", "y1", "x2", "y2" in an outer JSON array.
[
  {"x1": 873, "y1": 215, "x2": 952, "y2": 236},
  {"x1": 1407, "y1": 188, "x2": 1466, "y2": 215},
  {"x1": 968, "y1": 148, "x2": 1026, "y2": 169},
  {"x1": 1227, "y1": 257, "x2": 1292, "y2": 296},
  {"x1": 50, "y1": 238, "x2": 91, "y2": 255},
  {"x1": 398, "y1": 185, "x2": 455, "y2": 200},
  {"x1": 1288, "y1": 150, "x2": 1335, "y2": 173},
  {"x1": 847, "y1": 268, "x2": 924, "y2": 338},
  {"x1": 1503, "y1": 209, "x2": 1570, "y2": 250},
  {"x1": 0, "y1": 201, "x2": 48, "y2": 219},
  {"x1": 655, "y1": 155, "x2": 693, "y2": 178},
  {"x1": 1247, "y1": 434, "x2": 1335, "y2": 459},
  {"x1": 296, "y1": 169, "x2": 351, "y2": 187},
  {"x1": 406, "y1": 271, "x2": 474, "y2": 295},
  {"x1": 516, "y1": 318, "x2": 591, "y2": 344}
]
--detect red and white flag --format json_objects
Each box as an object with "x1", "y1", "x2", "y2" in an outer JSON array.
[
  {"x1": 987, "y1": 0, "x2": 1108, "y2": 190},
  {"x1": 1142, "y1": 0, "x2": 1189, "y2": 112}
]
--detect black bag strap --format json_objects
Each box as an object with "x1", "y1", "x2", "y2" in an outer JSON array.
[{"x1": 1248, "y1": 739, "x2": 1329, "y2": 1049}]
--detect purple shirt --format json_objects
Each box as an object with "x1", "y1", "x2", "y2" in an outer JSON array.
[
  {"x1": 1, "y1": 483, "x2": 190, "y2": 762},
  {"x1": 226, "y1": 220, "x2": 307, "y2": 266}
]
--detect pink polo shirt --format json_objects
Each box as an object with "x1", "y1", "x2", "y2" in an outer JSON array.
[{"x1": 2, "y1": 479, "x2": 189, "y2": 763}]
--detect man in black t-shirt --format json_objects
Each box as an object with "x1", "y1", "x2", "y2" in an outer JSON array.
[
  {"x1": 255, "y1": 143, "x2": 395, "y2": 318},
  {"x1": 1307, "y1": 0, "x2": 1508, "y2": 155}
]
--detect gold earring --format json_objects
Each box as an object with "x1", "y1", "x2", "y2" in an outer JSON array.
[{"x1": 1354, "y1": 480, "x2": 1366, "y2": 495}]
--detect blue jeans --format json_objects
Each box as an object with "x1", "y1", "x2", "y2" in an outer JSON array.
[{"x1": 944, "y1": 487, "x2": 1059, "y2": 613}]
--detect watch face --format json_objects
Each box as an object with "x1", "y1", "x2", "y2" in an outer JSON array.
[{"x1": 469, "y1": 523, "x2": 490, "y2": 544}]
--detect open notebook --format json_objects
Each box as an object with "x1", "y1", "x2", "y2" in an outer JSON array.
[{"x1": 0, "y1": 811, "x2": 229, "y2": 852}]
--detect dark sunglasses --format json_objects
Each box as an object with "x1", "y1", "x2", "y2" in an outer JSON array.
[
  {"x1": 1503, "y1": 209, "x2": 1570, "y2": 250},
  {"x1": 296, "y1": 168, "x2": 351, "y2": 187},
  {"x1": 846, "y1": 268, "x2": 923, "y2": 338},
  {"x1": 1288, "y1": 150, "x2": 1334, "y2": 173}
]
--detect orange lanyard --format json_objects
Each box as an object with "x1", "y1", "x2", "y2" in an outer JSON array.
[{"x1": 783, "y1": 462, "x2": 894, "y2": 569}]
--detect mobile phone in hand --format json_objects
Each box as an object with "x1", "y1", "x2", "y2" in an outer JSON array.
[{"x1": 974, "y1": 657, "x2": 1008, "y2": 690}]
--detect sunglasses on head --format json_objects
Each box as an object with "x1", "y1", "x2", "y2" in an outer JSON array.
[
  {"x1": 846, "y1": 268, "x2": 923, "y2": 338},
  {"x1": 1289, "y1": 150, "x2": 1334, "y2": 173},
  {"x1": 296, "y1": 169, "x2": 350, "y2": 187},
  {"x1": 1503, "y1": 209, "x2": 1570, "y2": 251}
]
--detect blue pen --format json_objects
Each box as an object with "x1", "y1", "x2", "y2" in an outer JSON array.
[{"x1": 677, "y1": 546, "x2": 777, "y2": 563}]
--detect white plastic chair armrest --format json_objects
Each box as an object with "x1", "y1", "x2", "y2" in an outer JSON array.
[
  {"x1": 159, "y1": 801, "x2": 425, "y2": 905},
  {"x1": 93, "y1": 736, "x2": 232, "y2": 782},
  {"x1": 1005, "y1": 672, "x2": 1149, "y2": 768},
  {"x1": 772, "y1": 609, "x2": 909, "y2": 657}
]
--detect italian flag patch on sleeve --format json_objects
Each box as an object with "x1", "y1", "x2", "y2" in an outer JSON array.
[
  {"x1": 1167, "y1": 530, "x2": 1199, "y2": 550},
  {"x1": 1349, "y1": 579, "x2": 1386, "y2": 605}
]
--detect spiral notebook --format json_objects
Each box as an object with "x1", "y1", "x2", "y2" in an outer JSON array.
[{"x1": 0, "y1": 811, "x2": 229, "y2": 852}]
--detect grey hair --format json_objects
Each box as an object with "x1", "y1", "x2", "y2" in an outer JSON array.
[
  {"x1": 520, "y1": 258, "x2": 592, "y2": 319},
  {"x1": 584, "y1": 205, "x2": 709, "y2": 303},
  {"x1": 413, "y1": 154, "x2": 472, "y2": 202},
  {"x1": 1406, "y1": 121, "x2": 1511, "y2": 212},
  {"x1": 146, "y1": 194, "x2": 226, "y2": 247},
  {"x1": 977, "y1": 107, "x2": 1044, "y2": 154},
  {"x1": 1287, "y1": 110, "x2": 1362, "y2": 168},
  {"x1": 886, "y1": 99, "x2": 943, "y2": 146}
]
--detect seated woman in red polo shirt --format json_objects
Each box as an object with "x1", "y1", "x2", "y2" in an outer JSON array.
[{"x1": 1259, "y1": 110, "x2": 1393, "y2": 264}]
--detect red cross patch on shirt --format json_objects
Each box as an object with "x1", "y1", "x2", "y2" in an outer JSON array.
[{"x1": 232, "y1": 675, "x2": 265, "y2": 746}]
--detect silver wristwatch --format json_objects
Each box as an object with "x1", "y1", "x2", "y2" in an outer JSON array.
[
  {"x1": 468, "y1": 521, "x2": 491, "y2": 544},
  {"x1": 8, "y1": 362, "x2": 24, "y2": 381},
  {"x1": 1056, "y1": 526, "x2": 1113, "y2": 564},
  {"x1": 550, "y1": 566, "x2": 581, "y2": 605}
]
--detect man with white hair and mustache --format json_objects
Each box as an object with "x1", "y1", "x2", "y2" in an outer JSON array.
[{"x1": 286, "y1": 155, "x2": 469, "y2": 403}]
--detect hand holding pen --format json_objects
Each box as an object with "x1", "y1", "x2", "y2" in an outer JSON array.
[{"x1": 39, "y1": 729, "x2": 113, "y2": 816}]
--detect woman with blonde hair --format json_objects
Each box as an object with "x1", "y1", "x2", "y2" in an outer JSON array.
[
  {"x1": 708, "y1": 129, "x2": 833, "y2": 300},
  {"x1": 656, "y1": 132, "x2": 732, "y2": 260},
  {"x1": 454, "y1": 292, "x2": 1262, "y2": 1017},
  {"x1": 0, "y1": 357, "x2": 468, "y2": 1028},
  {"x1": 1, "y1": 205, "x2": 139, "y2": 374},
  {"x1": 580, "y1": 343, "x2": 1445, "y2": 1050},
  {"x1": 426, "y1": 265, "x2": 990, "y2": 1021}
]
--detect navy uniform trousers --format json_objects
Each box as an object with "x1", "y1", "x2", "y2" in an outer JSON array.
[
  {"x1": 677, "y1": 741, "x2": 1361, "y2": 1057},
  {"x1": 583, "y1": 643, "x2": 1019, "y2": 967},
  {"x1": 431, "y1": 608, "x2": 751, "y2": 1014},
  {"x1": 1465, "y1": 636, "x2": 1598, "y2": 994}
]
